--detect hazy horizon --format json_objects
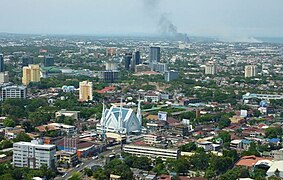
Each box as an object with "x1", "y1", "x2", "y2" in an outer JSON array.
[{"x1": 1, "y1": 0, "x2": 283, "y2": 39}]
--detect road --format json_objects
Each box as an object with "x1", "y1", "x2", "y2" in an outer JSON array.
[{"x1": 61, "y1": 144, "x2": 123, "y2": 179}]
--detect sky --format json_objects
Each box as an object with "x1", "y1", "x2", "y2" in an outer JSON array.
[{"x1": 0, "y1": 0, "x2": 283, "y2": 38}]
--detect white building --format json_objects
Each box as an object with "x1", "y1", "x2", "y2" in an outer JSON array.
[
  {"x1": 48, "y1": 123, "x2": 76, "y2": 135},
  {"x1": 13, "y1": 140, "x2": 56, "y2": 169},
  {"x1": 1, "y1": 85, "x2": 26, "y2": 101},
  {"x1": 205, "y1": 61, "x2": 217, "y2": 75},
  {"x1": 143, "y1": 134, "x2": 162, "y2": 145},
  {"x1": 245, "y1": 65, "x2": 257, "y2": 78},
  {"x1": 96, "y1": 100, "x2": 142, "y2": 134},
  {"x1": 55, "y1": 109, "x2": 80, "y2": 120},
  {"x1": 123, "y1": 144, "x2": 180, "y2": 160},
  {"x1": 266, "y1": 161, "x2": 283, "y2": 178},
  {"x1": 144, "y1": 93, "x2": 160, "y2": 102}
]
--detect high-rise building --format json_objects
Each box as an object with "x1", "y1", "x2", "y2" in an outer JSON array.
[
  {"x1": 205, "y1": 61, "x2": 217, "y2": 75},
  {"x1": 124, "y1": 53, "x2": 132, "y2": 70},
  {"x1": 44, "y1": 55, "x2": 54, "y2": 67},
  {"x1": 0, "y1": 54, "x2": 4, "y2": 72},
  {"x1": 13, "y1": 140, "x2": 56, "y2": 169},
  {"x1": 106, "y1": 47, "x2": 117, "y2": 57},
  {"x1": 165, "y1": 70, "x2": 179, "y2": 82},
  {"x1": 22, "y1": 64, "x2": 41, "y2": 85},
  {"x1": 98, "y1": 70, "x2": 120, "y2": 83},
  {"x1": 245, "y1": 65, "x2": 257, "y2": 78},
  {"x1": 105, "y1": 62, "x2": 118, "y2": 71},
  {"x1": 0, "y1": 71, "x2": 9, "y2": 84},
  {"x1": 1, "y1": 85, "x2": 26, "y2": 101},
  {"x1": 79, "y1": 81, "x2": 93, "y2": 101},
  {"x1": 21, "y1": 55, "x2": 33, "y2": 67},
  {"x1": 149, "y1": 46, "x2": 160, "y2": 63},
  {"x1": 131, "y1": 50, "x2": 141, "y2": 71},
  {"x1": 152, "y1": 62, "x2": 168, "y2": 73}
]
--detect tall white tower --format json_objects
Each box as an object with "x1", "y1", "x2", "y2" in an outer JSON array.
[
  {"x1": 137, "y1": 98, "x2": 142, "y2": 128},
  {"x1": 118, "y1": 97, "x2": 123, "y2": 132}
]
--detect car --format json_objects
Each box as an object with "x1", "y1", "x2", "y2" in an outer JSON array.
[
  {"x1": 62, "y1": 173, "x2": 67, "y2": 178},
  {"x1": 75, "y1": 164, "x2": 80, "y2": 168},
  {"x1": 92, "y1": 156, "x2": 98, "y2": 159}
]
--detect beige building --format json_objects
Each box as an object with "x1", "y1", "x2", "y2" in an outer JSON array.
[
  {"x1": 245, "y1": 65, "x2": 257, "y2": 78},
  {"x1": 22, "y1": 64, "x2": 40, "y2": 85},
  {"x1": 205, "y1": 61, "x2": 217, "y2": 75},
  {"x1": 0, "y1": 71, "x2": 9, "y2": 84},
  {"x1": 79, "y1": 81, "x2": 93, "y2": 101}
]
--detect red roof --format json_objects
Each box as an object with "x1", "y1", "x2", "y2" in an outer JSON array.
[
  {"x1": 236, "y1": 155, "x2": 272, "y2": 167},
  {"x1": 95, "y1": 86, "x2": 116, "y2": 94}
]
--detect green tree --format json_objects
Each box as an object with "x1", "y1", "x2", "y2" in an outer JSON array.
[
  {"x1": 253, "y1": 110, "x2": 261, "y2": 117},
  {"x1": 241, "y1": 142, "x2": 260, "y2": 157},
  {"x1": 180, "y1": 142, "x2": 197, "y2": 152},
  {"x1": 0, "y1": 140, "x2": 13, "y2": 149},
  {"x1": 189, "y1": 151, "x2": 209, "y2": 170},
  {"x1": 84, "y1": 168, "x2": 93, "y2": 177},
  {"x1": 219, "y1": 166, "x2": 249, "y2": 180},
  {"x1": 14, "y1": 132, "x2": 32, "y2": 142},
  {"x1": 265, "y1": 127, "x2": 282, "y2": 139},
  {"x1": 3, "y1": 118, "x2": 15, "y2": 127},
  {"x1": 205, "y1": 168, "x2": 216, "y2": 179},
  {"x1": 218, "y1": 117, "x2": 231, "y2": 129},
  {"x1": 93, "y1": 167, "x2": 108, "y2": 180},
  {"x1": 152, "y1": 163, "x2": 168, "y2": 175},
  {"x1": 69, "y1": 172, "x2": 82, "y2": 180},
  {"x1": 104, "y1": 159, "x2": 133, "y2": 180},
  {"x1": 218, "y1": 131, "x2": 231, "y2": 143},
  {"x1": 22, "y1": 121, "x2": 34, "y2": 132}
]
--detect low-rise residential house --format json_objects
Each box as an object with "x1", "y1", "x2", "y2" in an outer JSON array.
[
  {"x1": 5, "y1": 127, "x2": 25, "y2": 139},
  {"x1": 55, "y1": 109, "x2": 80, "y2": 120}
]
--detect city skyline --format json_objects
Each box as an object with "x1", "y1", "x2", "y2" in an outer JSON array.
[{"x1": 0, "y1": 0, "x2": 282, "y2": 39}]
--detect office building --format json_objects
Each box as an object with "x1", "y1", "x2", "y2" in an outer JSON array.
[
  {"x1": 1, "y1": 85, "x2": 26, "y2": 101},
  {"x1": 149, "y1": 46, "x2": 160, "y2": 63},
  {"x1": 245, "y1": 65, "x2": 257, "y2": 78},
  {"x1": 124, "y1": 53, "x2": 132, "y2": 70},
  {"x1": 13, "y1": 140, "x2": 56, "y2": 169},
  {"x1": 22, "y1": 64, "x2": 41, "y2": 85},
  {"x1": 105, "y1": 62, "x2": 118, "y2": 71},
  {"x1": 123, "y1": 144, "x2": 180, "y2": 160},
  {"x1": 21, "y1": 55, "x2": 33, "y2": 67},
  {"x1": 79, "y1": 81, "x2": 93, "y2": 101},
  {"x1": 44, "y1": 55, "x2": 54, "y2": 67},
  {"x1": 152, "y1": 63, "x2": 168, "y2": 73},
  {"x1": 98, "y1": 70, "x2": 119, "y2": 83},
  {"x1": 165, "y1": 70, "x2": 179, "y2": 82},
  {"x1": 131, "y1": 50, "x2": 140, "y2": 71},
  {"x1": 205, "y1": 61, "x2": 217, "y2": 75},
  {"x1": 0, "y1": 54, "x2": 4, "y2": 72},
  {"x1": 0, "y1": 71, "x2": 9, "y2": 83}
]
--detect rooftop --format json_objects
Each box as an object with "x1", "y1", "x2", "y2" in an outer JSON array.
[{"x1": 14, "y1": 141, "x2": 55, "y2": 149}]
